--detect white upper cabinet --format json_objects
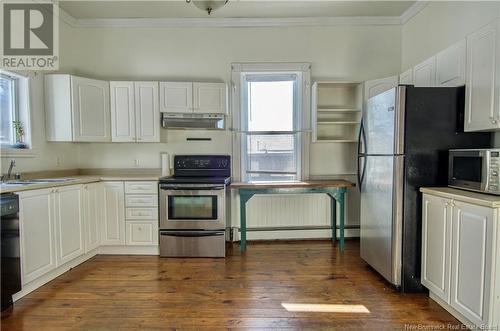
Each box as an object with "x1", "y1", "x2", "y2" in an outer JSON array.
[
  {"x1": 160, "y1": 82, "x2": 193, "y2": 113},
  {"x1": 436, "y1": 39, "x2": 466, "y2": 87},
  {"x1": 399, "y1": 69, "x2": 413, "y2": 85},
  {"x1": 110, "y1": 82, "x2": 135, "y2": 142},
  {"x1": 363, "y1": 76, "x2": 398, "y2": 103},
  {"x1": 110, "y1": 81, "x2": 160, "y2": 142},
  {"x1": 465, "y1": 19, "x2": 500, "y2": 131},
  {"x1": 54, "y1": 185, "x2": 85, "y2": 266},
  {"x1": 413, "y1": 57, "x2": 437, "y2": 87},
  {"x1": 193, "y1": 83, "x2": 227, "y2": 114},
  {"x1": 45, "y1": 74, "x2": 111, "y2": 142},
  {"x1": 135, "y1": 82, "x2": 160, "y2": 142},
  {"x1": 160, "y1": 82, "x2": 227, "y2": 114},
  {"x1": 18, "y1": 188, "x2": 56, "y2": 285},
  {"x1": 450, "y1": 201, "x2": 494, "y2": 326}
]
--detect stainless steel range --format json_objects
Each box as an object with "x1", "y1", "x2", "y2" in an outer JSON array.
[{"x1": 159, "y1": 155, "x2": 231, "y2": 257}]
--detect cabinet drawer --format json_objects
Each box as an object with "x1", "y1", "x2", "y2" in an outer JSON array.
[
  {"x1": 126, "y1": 208, "x2": 158, "y2": 220},
  {"x1": 126, "y1": 221, "x2": 158, "y2": 246},
  {"x1": 124, "y1": 181, "x2": 158, "y2": 194},
  {"x1": 125, "y1": 195, "x2": 158, "y2": 207}
]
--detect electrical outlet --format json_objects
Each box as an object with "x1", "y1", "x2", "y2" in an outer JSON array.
[
  {"x1": 134, "y1": 159, "x2": 140, "y2": 167},
  {"x1": 55, "y1": 157, "x2": 60, "y2": 167}
]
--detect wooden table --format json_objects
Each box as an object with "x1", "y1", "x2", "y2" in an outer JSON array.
[{"x1": 230, "y1": 180, "x2": 355, "y2": 252}]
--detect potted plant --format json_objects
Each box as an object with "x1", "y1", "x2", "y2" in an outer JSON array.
[{"x1": 12, "y1": 121, "x2": 27, "y2": 149}]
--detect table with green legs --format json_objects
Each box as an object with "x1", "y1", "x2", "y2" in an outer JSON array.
[{"x1": 230, "y1": 180, "x2": 355, "y2": 252}]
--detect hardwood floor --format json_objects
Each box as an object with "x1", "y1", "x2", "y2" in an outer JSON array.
[{"x1": 2, "y1": 240, "x2": 461, "y2": 330}]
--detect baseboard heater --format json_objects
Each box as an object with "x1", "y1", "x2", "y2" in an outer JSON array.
[{"x1": 244, "y1": 225, "x2": 360, "y2": 231}]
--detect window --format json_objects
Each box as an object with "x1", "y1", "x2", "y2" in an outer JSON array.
[
  {"x1": 0, "y1": 73, "x2": 19, "y2": 146},
  {"x1": 240, "y1": 73, "x2": 302, "y2": 182},
  {"x1": 0, "y1": 71, "x2": 30, "y2": 150}
]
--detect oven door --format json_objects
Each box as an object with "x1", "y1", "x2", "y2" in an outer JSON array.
[
  {"x1": 448, "y1": 150, "x2": 488, "y2": 192},
  {"x1": 159, "y1": 184, "x2": 225, "y2": 230}
]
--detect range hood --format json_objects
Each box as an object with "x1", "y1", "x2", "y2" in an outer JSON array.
[{"x1": 161, "y1": 113, "x2": 225, "y2": 130}]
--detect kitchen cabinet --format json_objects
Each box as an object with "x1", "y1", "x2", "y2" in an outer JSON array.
[
  {"x1": 110, "y1": 81, "x2": 160, "y2": 142},
  {"x1": 363, "y1": 76, "x2": 398, "y2": 104},
  {"x1": 450, "y1": 201, "x2": 494, "y2": 327},
  {"x1": 436, "y1": 39, "x2": 466, "y2": 87},
  {"x1": 413, "y1": 57, "x2": 437, "y2": 87},
  {"x1": 102, "y1": 182, "x2": 126, "y2": 245},
  {"x1": 126, "y1": 221, "x2": 158, "y2": 246},
  {"x1": 160, "y1": 82, "x2": 227, "y2": 114},
  {"x1": 18, "y1": 188, "x2": 56, "y2": 285},
  {"x1": 421, "y1": 194, "x2": 451, "y2": 302},
  {"x1": 45, "y1": 74, "x2": 111, "y2": 142},
  {"x1": 53, "y1": 185, "x2": 85, "y2": 266},
  {"x1": 124, "y1": 181, "x2": 159, "y2": 246},
  {"x1": 421, "y1": 189, "x2": 499, "y2": 329},
  {"x1": 84, "y1": 183, "x2": 103, "y2": 252},
  {"x1": 465, "y1": 19, "x2": 500, "y2": 131},
  {"x1": 399, "y1": 69, "x2": 413, "y2": 85}
]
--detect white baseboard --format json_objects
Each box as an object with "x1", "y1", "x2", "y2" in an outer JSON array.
[
  {"x1": 13, "y1": 248, "x2": 99, "y2": 302},
  {"x1": 245, "y1": 228, "x2": 359, "y2": 240},
  {"x1": 99, "y1": 245, "x2": 159, "y2": 255}
]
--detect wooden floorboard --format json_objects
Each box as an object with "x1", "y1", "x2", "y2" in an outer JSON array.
[{"x1": 1, "y1": 240, "x2": 461, "y2": 330}]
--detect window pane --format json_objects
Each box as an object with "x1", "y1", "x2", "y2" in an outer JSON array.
[
  {"x1": 247, "y1": 80, "x2": 294, "y2": 132},
  {"x1": 0, "y1": 76, "x2": 14, "y2": 145},
  {"x1": 247, "y1": 134, "x2": 297, "y2": 181}
]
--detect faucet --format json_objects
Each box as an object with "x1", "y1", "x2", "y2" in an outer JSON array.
[{"x1": 2, "y1": 160, "x2": 16, "y2": 182}]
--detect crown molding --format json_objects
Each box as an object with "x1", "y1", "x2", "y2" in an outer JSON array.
[
  {"x1": 58, "y1": 2, "x2": 429, "y2": 29},
  {"x1": 400, "y1": 1, "x2": 429, "y2": 24}
]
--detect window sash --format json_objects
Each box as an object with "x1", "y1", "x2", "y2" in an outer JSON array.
[
  {"x1": 0, "y1": 73, "x2": 19, "y2": 146},
  {"x1": 240, "y1": 72, "x2": 302, "y2": 182}
]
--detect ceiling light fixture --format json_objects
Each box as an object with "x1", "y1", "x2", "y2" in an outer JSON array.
[{"x1": 186, "y1": 0, "x2": 229, "y2": 15}]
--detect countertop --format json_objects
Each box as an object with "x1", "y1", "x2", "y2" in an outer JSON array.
[
  {"x1": 420, "y1": 187, "x2": 500, "y2": 208},
  {"x1": 0, "y1": 174, "x2": 161, "y2": 194},
  {"x1": 230, "y1": 180, "x2": 355, "y2": 189}
]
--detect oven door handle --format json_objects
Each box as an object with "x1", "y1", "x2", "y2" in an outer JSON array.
[
  {"x1": 160, "y1": 185, "x2": 225, "y2": 191},
  {"x1": 160, "y1": 231, "x2": 225, "y2": 237}
]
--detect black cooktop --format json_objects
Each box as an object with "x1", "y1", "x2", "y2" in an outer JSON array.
[{"x1": 159, "y1": 176, "x2": 231, "y2": 185}]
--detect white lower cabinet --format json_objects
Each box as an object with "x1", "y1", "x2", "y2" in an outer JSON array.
[
  {"x1": 18, "y1": 188, "x2": 57, "y2": 285},
  {"x1": 421, "y1": 191, "x2": 499, "y2": 329},
  {"x1": 84, "y1": 183, "x2": 104, "y2": 252},
  {"x1": 54, "y1": 185, "x2": 85, "y2": 266},
  {"x1": 102, "y1": 182, "x2": 126, "y2": 245},
  {"x1": 126, "y1": 221, "x2": 158, "y2": 246}
]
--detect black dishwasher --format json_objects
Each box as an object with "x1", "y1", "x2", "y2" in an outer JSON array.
[{"x1": 1, "y1": 193, "x2": 21, "y2": 312}]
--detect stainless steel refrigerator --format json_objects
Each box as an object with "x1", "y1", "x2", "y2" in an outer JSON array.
[{"x1": 358, "y1": 85, "x2": 491, "y2": 292}]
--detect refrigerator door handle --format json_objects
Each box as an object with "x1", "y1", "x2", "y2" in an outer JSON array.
[
  {"x1": 357, "y1": 118, "x2": 366, "y2": 155},
  {"x1": 357, "y1": 155, "x2": 366, "y2": 192}
]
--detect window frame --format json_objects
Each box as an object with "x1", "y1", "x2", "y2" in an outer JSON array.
[
  {"x1": 0, "y1": 73, "x2": 20, "y2": 147},
  {"x1": 231, "y1": 63, "x2": 311, "y2": 183},
  {"x1": 240, "y1": 72, "x2": 302, "y2": 182}
]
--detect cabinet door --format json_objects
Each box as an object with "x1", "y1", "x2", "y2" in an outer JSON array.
[
  {"x1": 399, "y1": 69, "x2": 413, "y2": 85},
  {"x1": 135, "y1": 82, "x2": 160, "y2": 142},
  {"x1": 159, "y1": 82, "x2": 192, "y2": 113},
  {"x1": 363, "y1": 76, "x2": 398, "y2": 104},
  {"x1": 450, "y1": 201, "x2": 494, "y2": 326},
  {"x1": 193, "y1": 82, "x2": 227, "y2": 114},
  {"x1": 436, "y1": 39, "x2": 466, "y2": 87},
  {"x1": 421, "y1": 194, "x2": 452, "y2": 302},
  {"x1": 465, "y1": 19, "x2": 500, "y2": 131},
  {"x1": 413, "y1": 57, "x2": 437, "y2": 87},
  {"x1": 18, "y1": 189, "x2": 56, "y2": 285},
  {"x1": 126, "y1": 221, "x2": 158, "y2": 246},
  {"x1": 54, "y1": 185, "x2": 85, "y2": 266},
  {"x1": 71, "y1": 76, "x2": 111, "y2": 142},
  {"x1": 84, "y1": 183, "x2": 103, "y2": 252},
  {"x1": 110, "y1": 81, "x2": 135, "y2": 142},
  {"x1": 102, "y1": 182, "x2": 125, "y2": 245}
]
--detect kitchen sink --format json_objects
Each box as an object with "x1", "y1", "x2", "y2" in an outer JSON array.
[{"x1": 29, "y1": 178, "x2": 75, "y2": 183}]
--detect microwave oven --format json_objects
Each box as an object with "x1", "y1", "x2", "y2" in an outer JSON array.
[{"x1": 448, "y1": 149, "x2": 500, "y2": 195}]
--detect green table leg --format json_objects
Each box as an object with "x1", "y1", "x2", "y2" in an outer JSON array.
[
  {"x1": 239, "y1": 191, "x2": 253, "y2": 252},
  {"x1": 338, "y1": 189, "x2": 346, "y2": 252},
  {"x1": 330, "y1": 197, "x2": 337, "y2": 244}
]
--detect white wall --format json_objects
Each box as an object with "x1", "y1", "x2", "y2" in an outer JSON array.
[{"x1": 62, "y1": 24, "x2": 401, "y2": 169}]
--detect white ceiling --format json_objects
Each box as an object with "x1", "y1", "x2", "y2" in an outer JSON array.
[{"x1": 59, "y1": 1, "x2": 416, "y2": 19}]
